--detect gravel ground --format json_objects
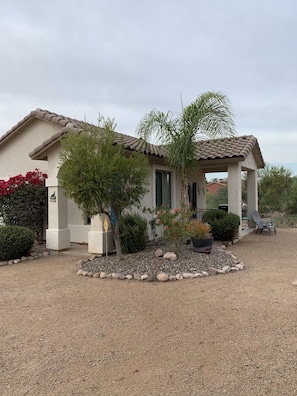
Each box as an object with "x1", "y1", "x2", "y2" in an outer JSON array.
[
  {"x1": 80, "y1": 241, "x2": 240, "y2": 279},
  {"x1": 1, "y1": 228, "x2": 297, "y2": 395}
]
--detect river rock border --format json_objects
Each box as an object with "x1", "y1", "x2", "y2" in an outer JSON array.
[
  {"x1": 0, "y1": 250, "x2": 50, "y2": 266},
  {"x1": 76, "y1": 245, "x2": 245, "y2": 282}
]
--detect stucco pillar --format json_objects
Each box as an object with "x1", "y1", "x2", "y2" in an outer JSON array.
[
  {"x1": 88, "y1": 214, "x2": 114, "y2": 254},
  {"x1": 246, "y1": 170, "x2": 258, "y2": 216},
  {"x1": 45, "y1": 178, "x2": 70, "y2": 250},
  {"x1": 227, "y1": 163, "x2": 242, "y2": 233}
]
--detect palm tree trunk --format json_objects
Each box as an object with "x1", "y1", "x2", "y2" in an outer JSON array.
[{"x1": 181, "y1": 175, "x2": 189, "y2": 206}]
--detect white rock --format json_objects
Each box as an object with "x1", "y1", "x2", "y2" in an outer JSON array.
[
  {"x1": 157, "y1": 272, "x2": 169, "y2": 282},
  {"x1": 222, "y1": 265, "x2": 231, "y2": 273},
  {"x1": 93, "y1": 272, "x2": 100, "y2": 278},
  {"x1": 82, "y1": 270, "x2": 89, "y2": 276},
  {"x1": 163, "y1": 252, "x2": 177, "y2": 261},
  {"x1": 126, "y1": 274, "x2": 133, "y2": 280},
  {"x1": 208, "y1": 267, "x2": 218, "y2": 276},
  {"x1": 230, "y1": 267, "x2": 239, "y2": 272},
  {"x1": 176, "y1": 273, "x2": 184, "y2": 280},
  {"x1": 216, "y1": 269, "x2": 226, "y2": 274},
  {"x1": 100, "y1": 272, "x2": 107, "y2": 278},
  {"x1": 154, "y1": 248, "x2": 163, "y2": 257},
  {"x1": 235, "y1": 263, "x2": 245, "y2": 270},
  {"x1": 14, "y1": 259, "x2": 21, "y2": 264},
  {"x1": 141, "y1": 274, "x2": 149, "y2": 280},
  {"x1": 202, "y1": 271, "x2": 209, "y2": 276},
  {"x1": 182, "y1": 272, "x2": 194, "y2": 279},
  {"x1": 291, "y1": 279, "x2": 297, "y2": 286},
  {"x1": 77, "y1": 269, "x2": 84, "y2": 275},
  {"x1": 194, "y1": 272, "x2": 204, "y2": 277}
]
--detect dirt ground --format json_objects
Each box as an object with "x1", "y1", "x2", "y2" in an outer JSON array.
[{"x1": 1, "y1": 228, "x2": 297, "y2": 396}]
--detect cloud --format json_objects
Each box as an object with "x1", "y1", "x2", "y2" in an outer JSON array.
[{"x1": 1, "y1": 0, "x2": 297, "y2": 172}]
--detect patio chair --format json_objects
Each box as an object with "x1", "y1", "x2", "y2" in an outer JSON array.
[{"x1": 252, "y1": 210, "x2": 276, "y2": 235}]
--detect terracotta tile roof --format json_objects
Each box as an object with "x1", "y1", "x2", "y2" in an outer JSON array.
[
  {"x1": 194, "y1": 135, "x2": 261, "y2": 161},
  {"x1": 1, "y1": 108, "x2": 264, "y2": 168}
]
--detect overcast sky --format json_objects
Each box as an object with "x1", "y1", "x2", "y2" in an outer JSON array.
[{"x1": 1, "y1": 0, "x2": 297, "y2": 177}]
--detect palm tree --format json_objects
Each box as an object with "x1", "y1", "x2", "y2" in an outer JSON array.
[{"x1": 136, "y1": 91, "x2": 237, "y2": 205}]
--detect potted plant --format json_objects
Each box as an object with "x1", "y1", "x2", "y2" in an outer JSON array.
[{"x1": 186, "y1": 220, "x2": 213, "y2": 253}]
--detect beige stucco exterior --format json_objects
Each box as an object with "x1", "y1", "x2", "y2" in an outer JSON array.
[{"x1": 0, "y1": 110, "x2": 265, "y2": 254}]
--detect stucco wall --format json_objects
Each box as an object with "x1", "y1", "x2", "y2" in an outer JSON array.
[{"x1": 0, "y1": 119, "x2": 60, "y2": 179}]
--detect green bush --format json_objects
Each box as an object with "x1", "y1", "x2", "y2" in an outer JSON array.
[
  {"x1": 202, "y1": 209, "x2": 227, "y2": 223},
  {"x1": 0, "y1": 226, "x2": 35, "y2": 261},
  {"x1": 203, "y1": 210, "x2": 240, "y2": 241},
  {"x1": 119, "y1": 213, "x2": 148, "y2": 254}
]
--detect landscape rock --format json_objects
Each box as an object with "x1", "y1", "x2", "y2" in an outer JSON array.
[
  {"x1": 157, "y1": 272, "x2": 169, "y2": 282},
  {"x1": 163, "y1": 252, "x2": 177, "y2": 261},
  {"x1": 208, "y1": 267, "x2": 218, "y2": 275},
  {"x1": 182, "y1": 272, "x2": 194, "y2": 279},
  {"x1": 154, "y1": 248, "x2": 163, "y2": 257}
]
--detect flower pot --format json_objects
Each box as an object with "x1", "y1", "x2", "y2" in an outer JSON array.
[{"x1": 191, "y1": 237, "x2": 213, "y2": 253}]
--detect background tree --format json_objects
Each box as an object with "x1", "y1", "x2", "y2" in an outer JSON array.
[
  {"x1": 283, "y1": 176, "x2": 297, "y2": 214},
  {"x1": 59, "y1": 116, "x2": 150, "y2": 257},
  {"x1": 136, "y1": 91, "x2": 236, "y2": 205},
  {"x1": 258, "y1": 165, "x2": 292, "y2": 212},
  {"x1": 206, "y1": 185, "x2": 228, "y2": 209}
]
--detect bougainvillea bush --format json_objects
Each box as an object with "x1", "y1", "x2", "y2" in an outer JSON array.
[{"x1": 0, "y1": 169, "x2": 47, "y2": 242}]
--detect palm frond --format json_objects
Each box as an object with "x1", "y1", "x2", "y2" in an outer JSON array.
[
  {"x1": 136, "y1": 109, "x2": 178, "y2": 144},
  {"x1": 182, "y1": 91, "x2": 236, "y2": 139}
]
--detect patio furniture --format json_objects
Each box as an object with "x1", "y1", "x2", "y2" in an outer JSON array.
[{"x1": 252, "y1": 210, "x2": 276, "y2": 235}]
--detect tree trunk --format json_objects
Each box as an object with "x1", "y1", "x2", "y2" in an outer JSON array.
[
  {"x1": 181, "y1": 175, "x2": 189, "y2": 206},
  {"x1": 110, "y1": 209, "x2": 122, "y2": 257}
]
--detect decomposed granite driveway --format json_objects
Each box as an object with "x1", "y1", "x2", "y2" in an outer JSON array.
[{"x1": 1, "y1": 228, "x2": 297, "y2": 396}]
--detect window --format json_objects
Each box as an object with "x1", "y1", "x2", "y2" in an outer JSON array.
[{"x1": 156, "y1": 170, "x2": 171, "y2": 208}]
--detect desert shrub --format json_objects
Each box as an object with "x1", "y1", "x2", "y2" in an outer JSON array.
[
  {"x1": 202, "y1": 209, "x2": 227, "y2": 224},
  {"x1": 203, "y1": 210, "x2": 240, "y2": 241},
  {"x1": 0, "y1": 225, "x2": 35, "y2": 261},
  {"x1": 119, "y1": 213, "x2": 148, "y2": 254}
]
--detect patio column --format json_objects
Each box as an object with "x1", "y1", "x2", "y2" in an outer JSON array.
[
  {"x1": 227, "y1": 163, "x2": 242, "y2": 233},
  {"x1": 45, "y1": 178, "x2": 70, "y2": 250},
  {"x1": 88, "y1": 214, "x2": 114, "y2": 254},
  {"x1": 246, "y1": 169, "x2": 258, "y2": 215}
]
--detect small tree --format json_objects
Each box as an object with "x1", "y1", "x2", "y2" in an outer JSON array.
[{"x1": 58, "y1": 116, "x2": 150, "y2": 257}]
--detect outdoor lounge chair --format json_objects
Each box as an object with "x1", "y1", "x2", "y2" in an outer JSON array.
[{"x1": 252, "y1": 210, "x2": 276, "y2": 235}]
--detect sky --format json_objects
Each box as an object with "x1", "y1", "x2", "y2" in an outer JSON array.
[{"x1": 1, "y1": 0, "x2": 297, "y2": 180}]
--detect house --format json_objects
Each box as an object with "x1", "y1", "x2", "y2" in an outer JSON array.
[
  {"x1": 206, "y1": 180, "x2": 227, "y2": 195},
  {"x1": 0, "y1": 109, "x2": 265, "y2": 253}
]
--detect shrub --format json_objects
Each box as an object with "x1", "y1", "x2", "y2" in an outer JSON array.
[
  {"x1": 202, "y1": 209, "x2": 227, "y2": 223},
  {"x1": 186, "y1": 219, "x2": 211, "y2": 239},
  {"x1": 203, "y1": 210, "x2": 240, "y2": 241},
  {"x1": 119, "y1": 213, "x2": 148, "y2": 254},
  {"x1": 146, "y1": 204, "x2": 193, "y2": 254},
  {"x1": 0, "y1": 226, "x2": 35, "y2": 261},
  {"x1": 0, "y1": 170, "x2": 47, "y2": 242}
]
